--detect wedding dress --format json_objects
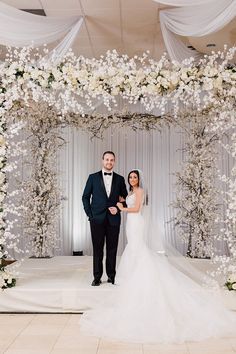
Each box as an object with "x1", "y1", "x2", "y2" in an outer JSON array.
[{"x1": 80, "y1": 193, "x2": 236, "y2": 343}]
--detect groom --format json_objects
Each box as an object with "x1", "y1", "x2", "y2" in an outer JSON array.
[{"x1": 82, "y1": 151, "x2": 128, "y2": 286}]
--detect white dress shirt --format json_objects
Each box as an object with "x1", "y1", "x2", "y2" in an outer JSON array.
[{"x1": 102, "y1": 169, "x2": 113, "y2": 197}]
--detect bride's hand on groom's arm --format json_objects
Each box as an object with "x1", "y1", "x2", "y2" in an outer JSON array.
[
  {"x1": 119, "y1": 196, "x2": 125, "y2": 202},
  {"x1": 116, "y1": 202, "x2": 124, "y2": 211}
]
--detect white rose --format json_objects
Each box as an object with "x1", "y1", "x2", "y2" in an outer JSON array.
[
  {"x1": 108, "y1": 67, "x2": 116, "y2": 76},
  {"x1": 30, "y1": 69, "x2": 41, "y2": 80},
  {"x1": 228, "y1": 274, "x2": 236, "y2": 283},
  {"x1": 51, "y1": 68, "x2": 62, "y2": 81},
  {"x1": 38, "y1": 78, "x2": 48, "y2": 88},
  {"x1": 23, "y1": 72, "x2": 30, "y2": 80},
  {"x1": 232, "y1": 283, "x2": 236, "y2": 290},
  {"x1": 0, "y1": 172, "x2": 5, "y2": 185},
  {"x1": 209, "y1": 68, "x2": 218, "y2": 77},
  {"x1": 2, "y1": 272, "x2": 9, "y2": 280},
  {"x1": 180, "y1": 68, "x2": 189, "y2": 81},
  {"x1": 51, "y1": 82, "x2": 60, "y2": 89},
  {"x1": 170, "y1": 73, "x2": 179, "y2": 86},
  {"x1": 203, "y1": 66, "x2": 217, "y2": 77},
  {"x1": 0, "y1": 277, "x2": 5, "y2": 288},
  {"x1": 202, "y1": 79, "x2": 213, "y2": 91},
  {"x1": 7, "y1": 277, "x2": 12, "y2": 284},
  {"x1": 111, "y1": 87, "x2": 119, "y2": 96},
  {"x1": 228, "y1": 265, "x2": 236, "y2": 273},
  {"x1": 213, "y1": 77, "x2": 222, "y2": 89},
  {"x1": 136, "y1": 69, "x2": 145, "y2": 82},
  {"x1": 160, "y1": 69, "x2": 169, "y2": 77},
  {"x1": 145, "y1": 83, "x2": 156, "y2": 94},
  {"x1": 160, "y1": 77, "x2": 169, "y2": 89},
  {"x1": 6, "y1": 67, "x2": 16, "y2": 76},
  {"x1": 0, "y1": 136, "x2": 5, "y2": 146}
]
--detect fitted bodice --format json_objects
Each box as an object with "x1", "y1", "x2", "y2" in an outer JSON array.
[
  {"x1": 126, "y1": 192, "x2": 144, "y2": 214},
  {"x1": 126, "y1": 193, "x2": 136, "y2": 208}
]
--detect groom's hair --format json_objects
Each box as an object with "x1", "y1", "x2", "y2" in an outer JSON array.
[{"x1": 102, "y1": 151, "x2": 115, "y2": 159}]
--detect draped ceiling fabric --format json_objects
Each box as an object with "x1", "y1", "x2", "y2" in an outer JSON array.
[
  {"x1": 0, "y1": 2, "x2": 83, "y2": 62},
  {"x1": 155, "y1": 0, "x2": 236, "y2": 62},
  {"x1": 155, "y1": 0, "x2": 216, "y2": 4}
]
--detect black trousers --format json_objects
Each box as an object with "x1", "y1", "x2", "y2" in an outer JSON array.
[{"x1": 90, "y1": 217, "x2": 120, "y2": 281}]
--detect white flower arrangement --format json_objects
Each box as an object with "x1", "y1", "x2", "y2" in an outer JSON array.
[
  {"x1": 0, "y1": 45, "x2": 235, "y2": 286},
  {"x1": 0, "y1": 266, "x2": 16, "y2": 289},
  {"x1": 173, "y1": 110, "x2": 219, "y2": 258},
  {"x1": 225, "y1": 273, "x2": 236, "y2": 291},
  {"x1": 205, "y1": 103, "x2": 236, "y2": 288},
  {"x1": 0, "y1": 46, "x2": 235, "y2": 116}
]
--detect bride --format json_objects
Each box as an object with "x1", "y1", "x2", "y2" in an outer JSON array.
[{"x1": 80, "y1": 169, "x2": 236, "y2": 343}]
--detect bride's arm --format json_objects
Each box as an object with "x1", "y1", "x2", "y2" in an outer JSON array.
[{"x1": 117, "y1": 189, "x2": 143, "y2": 213}]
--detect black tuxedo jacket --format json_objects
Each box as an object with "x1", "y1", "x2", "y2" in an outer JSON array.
[{"x1": 82, "y1": 171, "x2": 128, "y2": 226}]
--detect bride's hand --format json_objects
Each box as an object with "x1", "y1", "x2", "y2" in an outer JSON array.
[
  {"x1": 117, "y1": 202, "x2": 124, "y2": 211},
  {"x1": 119, "y1": 196, "x2": 125, "y2": 202}
]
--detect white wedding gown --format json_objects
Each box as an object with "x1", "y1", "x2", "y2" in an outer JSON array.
[{"x1": 80, "y1": 193, "x2": 236, "y2": 343}]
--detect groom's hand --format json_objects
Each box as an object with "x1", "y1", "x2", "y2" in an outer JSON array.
[{"x1": 108, "y1": 207, "x2": 118, "y2": 215}]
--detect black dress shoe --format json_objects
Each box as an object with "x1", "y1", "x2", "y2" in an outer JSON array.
[
  {"x1": 91, "y1": 279, "x2": 101, "y2": 286},
  {"x1": 107, "y1": 277, "x2": 115, "y2": 284}
]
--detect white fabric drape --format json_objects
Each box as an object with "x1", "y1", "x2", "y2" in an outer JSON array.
[
  {"x1": 156, "y1": 0, "x2": 236, "y2": 62},
  {"x1": 0, "y1": 1, "x2": 82, "y2": 48},
  {"x1": 41, "y1": 17, "x2": 84, "y2": 64},
  {"x1": 0, "y1": 2, "x2": 84, "y2": 66}
]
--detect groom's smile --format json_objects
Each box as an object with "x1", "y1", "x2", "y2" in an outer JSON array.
[{"x1": 102, "y1": 152, "x2": 115, "y2": 171}]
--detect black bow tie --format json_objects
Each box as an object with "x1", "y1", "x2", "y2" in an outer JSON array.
[{"x1": 104, "y1": 172, "x2": 112, "y2": 176}]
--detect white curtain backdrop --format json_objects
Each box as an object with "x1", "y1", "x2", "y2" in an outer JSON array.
[
  {"x1": 156, "y1": 0, "x2": 236, "y2": 62},
  {"x1": 57, "y1": 122, "x2": 232, "y2": 258},
  {"x1": 58, "y1": 125, "x2": 186, "y2": 257}
]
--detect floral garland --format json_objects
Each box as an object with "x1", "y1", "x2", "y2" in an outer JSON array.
[{"x1": 0, "y1": 46, "x2": 235, "y2": 116}]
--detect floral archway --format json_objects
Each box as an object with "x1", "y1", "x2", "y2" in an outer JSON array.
[{"x1": 0, "y1": 46, "x2": 236, "y2": 289}]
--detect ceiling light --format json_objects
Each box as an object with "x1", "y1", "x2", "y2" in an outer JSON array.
[{"x1": 187, "y1": 45, "x2": 196, "y2": 50}]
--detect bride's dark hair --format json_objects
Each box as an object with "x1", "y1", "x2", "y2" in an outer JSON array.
[{"x1": 128, "y1": 170, "x2": 140, "y2": 191}]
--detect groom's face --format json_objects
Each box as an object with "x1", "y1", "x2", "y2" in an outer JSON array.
[{"x1": 102, "y1": 153, "x2": 115, "y2": 171}]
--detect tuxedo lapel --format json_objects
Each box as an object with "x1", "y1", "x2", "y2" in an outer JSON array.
[{"x1": 99, "y1": 170, "x2": 108, "y2": 198}]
